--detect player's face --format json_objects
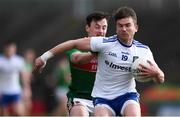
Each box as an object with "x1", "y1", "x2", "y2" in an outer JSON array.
[
  {"x1": 4, "y1": 43, "x2": 17, "y2": 58},
  {"x1": 86, "y1": 18, "x2": 108, "y2": 37},
  {"x1": 116, "y1": 17, "x2": 138, "y2": 44},
  {"x1": 24, "y1": 50, "x2": 36, "y2": 63}
]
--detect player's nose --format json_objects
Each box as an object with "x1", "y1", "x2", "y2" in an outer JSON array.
[{"x1": 97, "y1": 30, "x2": 105, "y2": 36}]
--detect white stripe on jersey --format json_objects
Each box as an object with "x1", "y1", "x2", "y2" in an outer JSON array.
[{"x1": 90, "y1": 35, "x2": 153, "y2": 99}]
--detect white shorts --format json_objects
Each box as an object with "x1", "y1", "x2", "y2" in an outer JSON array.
[{"x1": 67, "y1": 98, "x2": 94, "y2": 114}]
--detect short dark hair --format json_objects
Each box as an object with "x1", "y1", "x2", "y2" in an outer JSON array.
[
  {"x1": 114, "y1": 6, "x2": 137, "y2": 23},
  {"x1": 86, "y1": 11, "x2": 110, "y2": 26},
  {"x1": 3, "y1": 40, "x2": 16, "y2": 47}
]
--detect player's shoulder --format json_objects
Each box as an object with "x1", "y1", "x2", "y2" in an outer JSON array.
[
  {"x1": 13, "y1": 55, "x2": 25, "y2": 62},
  {"x1": 0, "y1": 54, "x2": 4, "y2": 60},
  {"x1": 132, "y1": 39, "x2": 149, "y2": 49},
  {"x1": 102, "y1": 35, "x2": 118, "y2": 43},
  {"x1": 14, "y1": 54, "x2": 23, "y2": 59},
  {"x1": 0, "y1": 54, "x2": 3, "y2": 58}
]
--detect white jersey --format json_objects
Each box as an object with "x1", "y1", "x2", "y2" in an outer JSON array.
[
  {"x1": 90, "y1": 35, "x2": 153, "y2": 99},
  {"x1": 0, "y1": 54, "x2": 26, "y2": 94}
]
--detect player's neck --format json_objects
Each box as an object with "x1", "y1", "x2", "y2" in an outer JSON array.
[{"x1": 118, "y1": 36, "x2": 133, "y2": 46}]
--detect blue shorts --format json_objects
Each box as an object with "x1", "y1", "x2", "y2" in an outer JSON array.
[
  {"x1": 93, "y1": 92, "x2": 140, "y2": 116},
  {"x1": 0, "y1": 94, "x2": 21, "y2": 107}
]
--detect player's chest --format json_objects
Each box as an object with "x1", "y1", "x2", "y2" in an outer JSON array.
[
  {"x1": 72, "y1": 58, "x2": 97, "y2": 72},
  {"x1": 103, "y1": 47, "x2": 137, "y2": 64},
  {"x1": 0, "y1": 59, "x2": 19, "y2": 73}
]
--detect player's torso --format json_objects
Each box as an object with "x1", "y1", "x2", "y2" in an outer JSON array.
[
  {"x1": 97, "y1": 41, "x2": 136, "y2": 83},
  {"x1": 98, "y1": 40, "x2": 149, "y2": 76},
  {"x1": 0, "y1": 56, "x2": 22, "y2": 78},
  {"x1": 92, "y1": 36, "x2": 150, "y2": 99},
  {"x1": 67, "y1": 50, "x2": 97, "y2": 99},
  {"x1": 0, "y1": 55, "x2": 23, "y2": 94}
]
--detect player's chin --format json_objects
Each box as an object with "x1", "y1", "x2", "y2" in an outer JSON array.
[
  {"x1": 96, "y1": 34, "x2": 104, "y2": 37},
  {"x1": 119, "y1": 35, "x2": 130, "y2": 40}
]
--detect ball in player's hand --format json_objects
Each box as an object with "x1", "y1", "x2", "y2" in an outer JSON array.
[{"x1": 131, "y1": 57, "x2": 153, "y2": 82}]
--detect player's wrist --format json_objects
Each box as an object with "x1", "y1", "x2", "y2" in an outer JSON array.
[{"x1": 40, "y1": 51, "x2": 54, "y2": 62}]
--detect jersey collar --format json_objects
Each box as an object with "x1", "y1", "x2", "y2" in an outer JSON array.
[{"x1": 116, "y1": 35, "x2": 133, "y2": 48}]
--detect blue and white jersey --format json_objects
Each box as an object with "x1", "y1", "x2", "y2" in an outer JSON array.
[
  {"x1": 0, "y1": 55, "x2": 26, "y2": 94},
  {"x1": 90, "y1": 35, "x2": 153, "y2": 99}
]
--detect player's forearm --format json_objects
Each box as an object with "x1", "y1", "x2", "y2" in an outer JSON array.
[
  {"x1": 33, "y1": 37, "x2": 91, "y2": 74},
  {"x1": 21, "y1": 71, "x2": 31, "y2": 89},
  {"x1": 40, "y1": 40, "x2": 77, "y2": 62},
  {"x1": 50, "y1": 40, "x2": 77, "y2": 56},
  {"x1": 40, "y1": 38, "x2": 90, "y2": 62}
]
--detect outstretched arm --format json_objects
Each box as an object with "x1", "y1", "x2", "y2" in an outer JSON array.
[
  {"x1": 70, "y1": 52, "x2": 97, "y2": 64},
  {"x1": 33, "y1": 37, "x2": 91, "y2": 73},
  {"x1": 50, "y1": 37, "x2": 91, "y2": 56}
]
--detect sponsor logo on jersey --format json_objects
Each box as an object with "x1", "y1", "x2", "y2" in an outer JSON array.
[
  {"x1": 105, "y1": 60, "x2": 131, "y2": 72},
  {"x1": 108, "y1": 52, "x2": 117, "y2": 57},
  {"x1": 72, "y1": 59, "x2": 97, "y2": 72}
]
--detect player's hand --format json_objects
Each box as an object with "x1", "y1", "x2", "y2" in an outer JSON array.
[
  {"x1": 137, "y1": 60, "x2": 164, "y2": 83},
  {"x1": 137, "y1": 60, "x2": 157, "y2": 77},
  {"x1": 32, "y1": 57, "x2": 46, "y2": 74}
]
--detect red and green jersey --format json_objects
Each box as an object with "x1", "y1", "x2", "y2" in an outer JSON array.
[{"x1": 66, "y1": 49, "x2": 97, "y2": 100}]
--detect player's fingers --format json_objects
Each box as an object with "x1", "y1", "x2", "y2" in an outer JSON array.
[
  {"x1": 39, "y1": 67, "x2": 44, "y2": 73},
  {"x1": 137, "y1": 64, "x2": 148, "y2": 73},
  {"x1": 137, "y1": 72, "x2": 150, "y2": 78},
  {"x1": 147, "y1": 60, "x2": 153, "y2": 66},
  {"x1": 32, "y1": 65, "x2": 41, "y2": 74},
  {"x1": 32, "y1": 63, "x2": 43, "y2": 74},
  {"x1": 138, "y1": 64, "x2": 147, "y2": 69},
  {"x1": 32, "y1": 58, "x2": 46, "y2": 74}
]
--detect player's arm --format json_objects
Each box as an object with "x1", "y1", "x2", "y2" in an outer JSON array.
[
  {"x1": 149, "y1": 60, "x2": 164, "y2": 84},
  {"x1": 50, "y1": 37, "x2": 91, "y2": 56},
  {"x1": 33, "y1": 37, "x2": 91, "y2": 73},
  {"x1": 20, "y1": 70, "x2": 32, "y2": 100},
  {"x1": 70, "y1": 52, "x2": 97, "y2": 64}
]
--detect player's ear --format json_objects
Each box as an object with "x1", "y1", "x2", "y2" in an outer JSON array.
[
  {"x1": 85, "y1": 25, "x2": 89, "y2": 32},
  {"x1": 135, "y1": 23, "x2": 138, "y2": 32}
]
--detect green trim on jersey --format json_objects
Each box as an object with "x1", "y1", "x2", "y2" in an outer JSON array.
[{"x1": 66, "y1": 49, "x2": 96, "y2": 100}]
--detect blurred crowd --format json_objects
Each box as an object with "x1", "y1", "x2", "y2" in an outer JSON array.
[{"x1": 0, "y1": 41, "x2": 70, "y2": 116}]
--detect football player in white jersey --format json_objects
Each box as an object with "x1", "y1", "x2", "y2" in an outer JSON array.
[
  {"x1": 33, "y1": 6, "x2": 164, "y2": 116},
  {"x1": 0, "y1": 41, "x2": 31, "y2": 115}
]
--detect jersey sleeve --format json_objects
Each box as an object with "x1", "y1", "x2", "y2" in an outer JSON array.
[
  {"x1": 17, "y1": 56, "x2": 27, "y2": 72},
  {"x1": 146, "y1": 47, "x2": 154, "y2": 61},
  {"x1": 133, "y1": 39, "x2": 154, "y2": 62},
  {"x1": 90, "y1": 37, "x2": 105, "y2": 52}
]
